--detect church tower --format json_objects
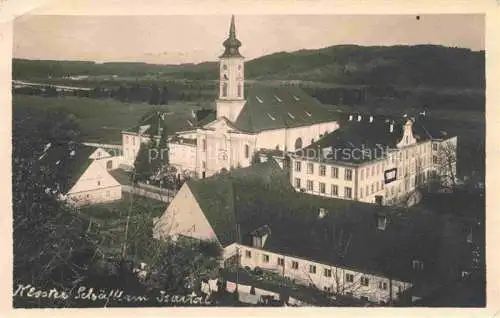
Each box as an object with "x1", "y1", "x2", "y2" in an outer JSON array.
[{"x1": 216, "y1": 15, "x2": 246, "y2": 123}]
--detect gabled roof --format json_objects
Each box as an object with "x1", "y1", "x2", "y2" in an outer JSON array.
[
  {"x1": 38, "y1": 143, "x2": 97, "y2": 193},
  {"x1": 297, "y1": 114, "x2": 456, "y2": 164},
  {"x1": 233, "y1": 86, "x2": 338, "y2": 133},
  {"x1": 186, "y1": 160, "x2": 474, "y2": 283},
  {"x1": 124, "y1": 109, "x2": 216, "y2": 136}
]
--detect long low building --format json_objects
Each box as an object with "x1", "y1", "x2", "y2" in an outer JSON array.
[{"x1": 153, "y1": 160, "x2": 476, "y2": 304}]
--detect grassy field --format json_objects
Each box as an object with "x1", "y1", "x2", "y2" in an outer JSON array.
[
  {"x1": 13, "y1": 95, "x2": 209, "y2": 143},
  {"x1": 79, "y1": 192, "x2": 167, "y2": 258}
]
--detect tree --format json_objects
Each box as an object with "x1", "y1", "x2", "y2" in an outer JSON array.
[
  {"x1": 133, "y1": 143, "x2": 152, "y2": 182},
  {"x1": 160, "y1": 86, "x2": 169, "y2": 105},
  {"x1": 145, "y1": 237, "x2": 222, "y2": 294},
  {"x1": 436, "y1": 139, "x2": 458, "y2": 189},
  {"x1": 13, "y1": 108, "x2": 98, "y2": 307},
  {"x1": 149, "y1": 84, "x2": 160, "y2": 105}
]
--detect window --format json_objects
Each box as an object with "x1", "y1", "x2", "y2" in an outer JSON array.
[
  {"x1": 432, "y1": 156, "x2": 438, "y2": 164},
  {"x1": 307, "y1": 163, "x2": 314, "y2": 174},
  {"x1": 106, "y1": 191, "x2": 110, "y2": 197},
  {"x1": 344, "y1": 187, "x2": 352, "y2": 199},
  {"x1": 294, "y1": 178, "x2": 301, "y2": 189},
  {"x1": 202, "y1": 139, "x2": 207, "y2": 152},
  {"x1": 378, "y1": 282, "x2": 387, "y2": 290},
  {"x1": 432, "y1": 143, "x2": 438, "y2": 151},
  {"x1": 331, "y1": 167, "x2": 339, "y2": 178},
  {"x1": 97, "y1": 180, "x2": 101, "y2": 186},
  {"x1": 412, "y1": 260, "x2": 424, "y2": 271},
  {"x1": 202, "y1": 161, "x2": 206, "y2": 169},
  {"x1": 361, "y1": 277, "x2": 369, "y2": 286},
  {"x1": 331, "y1": 184, "x2": 338, "y2": 196},
  {"x1": 371, "y1": 183, "x2": 375, "y2": 194},
  {"x1": 291, "y1": 261, "x2": 299, "y2": 270},
  {"x1": 376, "y1": 182, "x2": 380, "y2": 192},
  {"x1": 262, "y1": 254, "x2": 270, "y2": 263},
  {"x1": 125, "y1": 136, "x2": 129, "y2": 144},
  {"x1": 222, "y1": 83, "x2": 228, "y2": 97},
  {"x1": 237, "y1": 84, "x2": 242, "y2": 97},
  {"x1": 319, "y1": 165, "x2": 326, "y2": 176},
  {"x1": 371, "y1": 166, "x2": 375, "y2": 176},
  {"x1": 307, "y1": 180, "x2": 314, "y2": 191},
  {"x1": 309, "y1": 265, "x2": 317, "y2": 274},
  {"x1": 245, "y1": 250, "x2": 251, "y2": 258},
  {"x1": 244, "y1": 144, "x2": 250, "y2": 159},
  {"x1": 366, "y1": 185, "x2": 369, "y2": 196},
  {"x1": 132, "y1": 137, "x2": 135, "y2": 146},
  {"x1": 106, "y1": 160, "x2": 113, "y2": 169},
  {"x1": 360, "y1": 188, "x2": 363, "y2": 198},
  {"x1": 360, "y1": 168, "x2": 364, "y2": 180},
  {"x1": 324, "y1": 268, "x2": 332, "y2": 277},
  {"x1": 345, "y1": 273, "x2": 354, "y2": 283},
  {"x1": 295, "y1": 161, "x2": 302, "y2": 172},
  {"x1": 345, "y1": 168, "x2": 353, "y2": 181},
  {"x1": 319, "y1": 182, "x2": 326, "y2": 194}
]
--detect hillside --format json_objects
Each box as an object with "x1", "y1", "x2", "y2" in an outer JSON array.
[{"x1": 13, "y1": 44, "x2": 484, "y2": 89}]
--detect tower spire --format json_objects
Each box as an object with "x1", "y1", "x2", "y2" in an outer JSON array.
[
  {"x1": 229, "y1": 14, "x2": 236, "y2": 37},
  {"x1": 220, "y1": 15, "x2": 243, "y2": 58}
]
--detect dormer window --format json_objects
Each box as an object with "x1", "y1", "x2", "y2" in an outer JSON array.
[
  {"x1": 251, "y1": 225, "x2": 271, "y2": 248},
  {"x1": 412, "y1": 260, "x2": 424, "y2": 271},
  {"x1": 318, "y1": 208, "x2": 328, "y2": 219},
  {"x1": 377, "y1": 215, "x2": 387, "y2": 230}
]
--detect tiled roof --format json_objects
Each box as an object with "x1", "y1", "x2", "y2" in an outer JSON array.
[
  {"x1": 297, "y1": 114, "x2": 454, "y2": 164},
  {"x1": 186, "y1": 160, "x2": 473, "y2": 283},
  {"x1": 124, "y1": 109, "x2": 216, "y2": 136},
  {"x1": 186, "y1": 159, "x2": 291, "y2": 247},
  {"x1": 38, "y1": 143, "x2": 97, "y2": 193},
  {"x1": 233, "y1": 86, "x2": 338, "y2": 133}
]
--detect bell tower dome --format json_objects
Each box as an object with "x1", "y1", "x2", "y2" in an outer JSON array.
[{"x1": 217, "y1": 15, "x2": 246, "y2": 122}]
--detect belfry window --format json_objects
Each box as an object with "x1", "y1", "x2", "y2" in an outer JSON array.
[{"x1": 222, "y1": 83, "x2": 228, "y2": 97}]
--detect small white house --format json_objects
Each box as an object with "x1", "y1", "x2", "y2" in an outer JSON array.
[{"x1": 39, "y1": 143, "x2": 122, "y2": 206}]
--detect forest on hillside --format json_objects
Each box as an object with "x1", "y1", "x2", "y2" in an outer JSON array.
[{"x1": 13, "y1": 45, "x2": 484, "y2": 89}]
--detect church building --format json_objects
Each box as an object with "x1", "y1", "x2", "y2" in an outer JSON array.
[{"x1": 121, "y1": 16, "x2": 339, "y2": 178}]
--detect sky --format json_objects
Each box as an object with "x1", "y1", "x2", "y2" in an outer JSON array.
[{"x1": 13, "y1": 14, "x2": 485, "y2": 65}]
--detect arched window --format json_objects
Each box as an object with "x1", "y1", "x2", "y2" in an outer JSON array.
[
  {"x1": 295, "y1": 137, "x2": 303, "y2": 150},
  {"x1": 244, "y1": 144, "x2": 250, "y2": 159},
  {"x1": 237, "y1": 84, "x2": 242, "y2": 97},
  {"x1": 222, "y1": 83, "x2": 228, "y2": 97},
  {"x1": 106, "y1": 160, "x2": 113, "y2": 170}
]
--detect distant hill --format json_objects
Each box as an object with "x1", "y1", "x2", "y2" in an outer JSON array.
[{"x1": 13, "y1": 44, "x2": 484, "y2": 89}]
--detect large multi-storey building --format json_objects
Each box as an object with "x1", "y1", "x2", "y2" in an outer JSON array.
[
  {"x1": 121, "y1": 16, "x2": 339, "y2": 178},
  {"x1": 289, "y1": 114, "x2": 457, "y2": 206},
  {"x1": 153, "y1": 160, "x2": 476, "y2": 304}
]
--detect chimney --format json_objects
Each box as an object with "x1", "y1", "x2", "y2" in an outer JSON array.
[
  {"x1": 369, "y1": 116, "x2": 373, "y2": 123},
  {"x1": 348, "y1": 115, "x2": 353, "y2": 121},
  {"x1": 357, "y1": 115, "x2": 362, "y2": 122}
]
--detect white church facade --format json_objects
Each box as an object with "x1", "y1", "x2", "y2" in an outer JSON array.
[{"x1": 121, "y1": 16, "x2": 339, "y2": 178}]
